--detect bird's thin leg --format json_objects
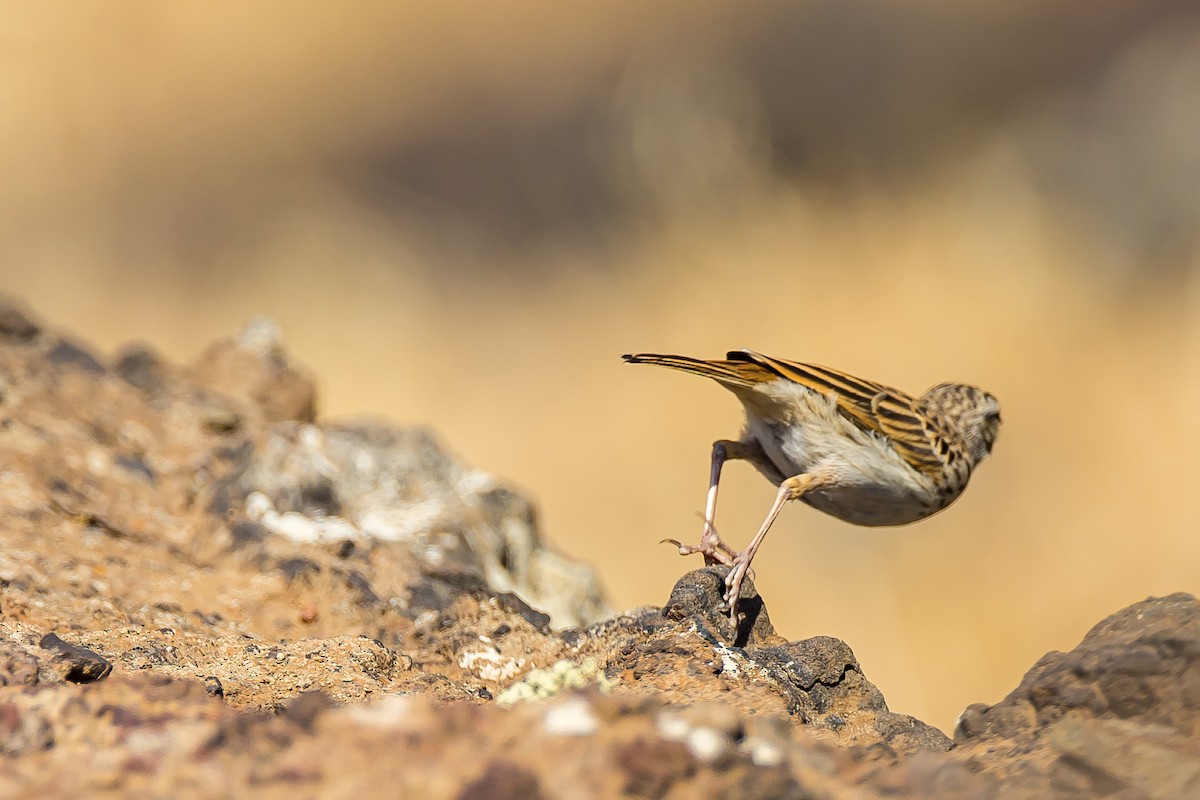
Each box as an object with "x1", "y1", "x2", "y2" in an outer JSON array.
[
  {"x1": 725, "y1": 470, "x2": 833, "y2": 624},
  {"x1": 664, "y1": 439, "x2": 753, "y2": 567}
]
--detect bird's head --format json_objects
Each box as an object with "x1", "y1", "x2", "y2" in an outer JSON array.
[{"x1": 921, "y1": 383, "x2": 1001, "y2": 464}]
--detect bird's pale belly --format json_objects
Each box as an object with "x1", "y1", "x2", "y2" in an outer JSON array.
[
  {"x1": 800, "y1": 483, "x2": 932, "y2": 526},
  {"x1": 749, "y1": 415, "x2": 938, "y2": 527}
]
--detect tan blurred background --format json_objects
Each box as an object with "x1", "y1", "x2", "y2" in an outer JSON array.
[{"x1": 4, "y1": 0, "x2": 1200, "y2": 732}]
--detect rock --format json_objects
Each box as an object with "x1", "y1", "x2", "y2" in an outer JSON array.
[
  {"x1": 46, "y1": 338, "x2": 106, "y2": 375},
  {"x1": 577, "y1": 567, "x2": 951, "y2": 754},
  {"x1": 230, "y1": 421, "x2": 611, "y2": 628},
  {"x1": 458, "y1": 761, "x2": 548, "y2": 800},
  {"x1": 948, "y1": 593, "x2": 1200, "y2": 798},
  {"x1": 189, "y1": 317, "x2": 318, "y2": 424},
  {"x1": 1046, "y1": 716, "x2": 1200, "y2": 800},
  {"x1": 662, "y1": 564, "x2": 778, "y2": 644},
  {"x1": 0, "y1": 642, "x2": 42, "y2": 687},
  {"x1": 113, "y1": 343, "x2": 171, "y2": 397},
  {"x1": 38, "y1": 633, "x2": 113, "y2": 683},
  {"x1": 0, "y1": 301, "x2": 1196, "y2": 799},
  {"x1": 0, "y1": 297, "x2": 41, "y2": 343},
  {"x1": 955, "y1": 593, "x2": 1200, "y2": 745}
]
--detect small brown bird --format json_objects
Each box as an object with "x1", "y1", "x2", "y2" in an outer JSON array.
[{"x1": 622, "y1": 350, "x2": 1001, "y2": 626}]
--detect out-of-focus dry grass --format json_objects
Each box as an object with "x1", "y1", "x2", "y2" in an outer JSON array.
[{"x1": 4, "y1": 1, "x2": 1200, "y2": 733}]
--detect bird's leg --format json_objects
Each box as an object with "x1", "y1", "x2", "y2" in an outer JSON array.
[
  {"x1": 725, "y1": 469, "x2": 834, "y2": 625},
  {"x1": 664, "y1": 439, "x2": 752, "y2": 567}
]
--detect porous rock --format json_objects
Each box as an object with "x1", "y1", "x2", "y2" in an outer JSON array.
[
  {"x1": 0, "y1": 300, "x2": 1196, "y2": 799},
  {"x1": 950, "y1": 592, "x2": 1200, "y2": 798}
]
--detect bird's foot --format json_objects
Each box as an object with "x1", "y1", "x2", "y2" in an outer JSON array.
[
  {"x1": 662, "y1": 519, "x2": 738, "y2": 568},
  {"x1": 723, "y1": 553, "x2": 756, "y2": 625},
  {"x1": 661, "y1": 537, "x2": 736, "y2": 567}
]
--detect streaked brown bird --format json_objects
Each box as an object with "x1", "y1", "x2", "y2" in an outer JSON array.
[{"x1": 622, "y1": 350, "x2": 1001, "y2": 626}]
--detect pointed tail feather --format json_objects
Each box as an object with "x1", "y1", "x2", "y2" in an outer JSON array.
[{"x1": 621, "y1": 352, "x2": 767, "y2": 388}]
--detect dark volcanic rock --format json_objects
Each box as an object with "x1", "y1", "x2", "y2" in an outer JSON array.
[
  {"x1": 38, "y1": 633, "x2": 113, "y2": 683},
  {"x1": 598, "y1": 567, "x2": 952, "y2": 753}
]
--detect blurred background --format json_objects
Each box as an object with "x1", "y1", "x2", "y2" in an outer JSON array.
[{"x1": 4, "y1": 0, "x2": 1200, "y2": 733}]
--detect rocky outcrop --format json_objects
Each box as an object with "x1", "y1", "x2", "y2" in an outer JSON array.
[
  {"x1": 0, "y1": 299, "x2": 1195, "y2": 799},
  {"x1": 951, "y1": 592, "x2": 1200, "y2": 798}
]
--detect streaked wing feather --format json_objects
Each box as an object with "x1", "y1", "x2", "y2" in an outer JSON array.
[
  {"x1": 870, "y1": 392, "x2": 950, "y2": 477},
  {"x1": 732, "y1": 351, "x2": 950, "y2": 477}
]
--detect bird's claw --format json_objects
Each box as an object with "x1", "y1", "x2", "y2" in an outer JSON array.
[
  {"x1": 660, "y1": 537, "x2": 736, "y2": 567},
  {"x1": 723, "y1": 558, "x2": 754, "y2": 625}
]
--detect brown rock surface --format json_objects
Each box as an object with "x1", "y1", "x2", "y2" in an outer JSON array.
[
  {"x1": 0, "y1": 298, "x2": 1196, "y2": 798},
  {"x1": 952, "y1": 592, "x2": 1200, "y2": 798}
]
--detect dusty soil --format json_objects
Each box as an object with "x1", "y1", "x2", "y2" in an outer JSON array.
[{"x1": 0, "y1": 299, "x2": 1196, "y2": 799}]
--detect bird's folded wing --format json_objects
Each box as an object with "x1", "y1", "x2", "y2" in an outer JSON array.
[{"x1": 729, "y1": 350, "x2": 950, "y2": 477}]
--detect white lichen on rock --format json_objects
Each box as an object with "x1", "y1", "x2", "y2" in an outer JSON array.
[
  {"x1": 495, "y1": 658, "x2": 616, "y2": 706},
  {"x1": 235, "y1": 422, "x2": 612, "y2": 628}
]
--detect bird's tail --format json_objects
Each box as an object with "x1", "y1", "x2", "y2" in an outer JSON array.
[{"x1": 621, "y1": 352, "x2": 770, "y2": 389}]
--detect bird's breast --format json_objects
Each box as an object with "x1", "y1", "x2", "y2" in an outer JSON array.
[
  {"x1": 743, "y1": 388, "x2": 955, "y2": 527},
  {"x1": 802, "y1": 483, "x2": 938, "y2": 526}
]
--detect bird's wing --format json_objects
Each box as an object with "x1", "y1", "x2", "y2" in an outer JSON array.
[{"x1": 728, "y1": 350, "x2": 952, "y2": 477}]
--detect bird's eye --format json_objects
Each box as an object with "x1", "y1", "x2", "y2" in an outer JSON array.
[{"x1": 987, "y1": 411, "x2": 1002, "y2": 424}]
